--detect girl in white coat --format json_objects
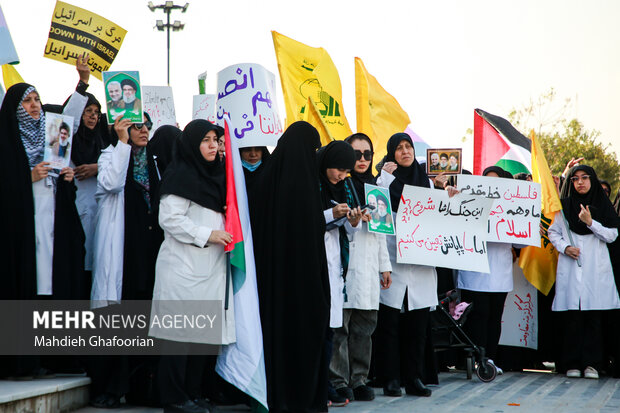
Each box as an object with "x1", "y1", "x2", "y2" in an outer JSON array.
[
  {"x1": 150, "y1": 119, "x2": 235, "y2": 413},
  {"x1": 549, "y1": 165, "x2": 620, "y2": 379},
  {"x1": 329, "y1": 133, "x2": 392, "y2": 402}
]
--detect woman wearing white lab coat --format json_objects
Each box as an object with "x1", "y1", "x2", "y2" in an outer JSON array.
[
  {"x1": 150, "y1": 119, "x2": 235, "y2": 412},
  {"x1": 375, "y1": 133, "x2": 436, "y2": 398},
  {"x1": 549, "y1": 165, "x2": 620, "y2": 379}
]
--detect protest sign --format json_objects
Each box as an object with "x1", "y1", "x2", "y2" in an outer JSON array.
[
  {"x1": 102, "y1": 71, "x2": 143, "y2": 123},
  {"x1": 396, "y1": 186, "x2": 494, "y2": 272},
  {"x1": 216, "y1": 63, "x2": 283, "y2": 148},
  {"x1": 499, "y1": 262, "x2": 538, "y2": 349},
  {"x1": 456, "y1": 175, "x2": 542, "y2": 247},
  {"x1": 426, "y1": 148, "x2": 462, "y2": 176},
  {"x1": 192, "y1": 94, "x2": 216, "y2": 123},
  {"x1": 365, "y1": 184, "x2": 394, "y2": 235},
  {"x1": 44, "y1": 112, "x2": 74, "y2": 175},
  {"x1": 44, "y1": 1, "x2": 127, "y2": 80},
  {"x1": 142, "y1": 86, "x2": 177, "y2": 138}
]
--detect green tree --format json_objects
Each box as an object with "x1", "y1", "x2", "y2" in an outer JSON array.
[{"x1": 508, "y1": 88, "x2": 620, "y2": 196}]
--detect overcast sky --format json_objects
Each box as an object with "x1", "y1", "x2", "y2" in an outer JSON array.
[{"x1": 4, "y1": 0, "x2": 620, "y2": 170}]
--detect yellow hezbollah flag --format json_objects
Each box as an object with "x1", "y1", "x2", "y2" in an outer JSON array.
[
  {"x1": 272, "y1": 31, "x2": 352, "y2": 139},
  {"x1": 44, "y1": 1, "x2": 127, "y2": 80},
  {"x1": 2, "y1": 64, "x2": 24, "y2": 89},
  {"x1": 518, "y1": 131, "x2": 562, "y2": 295},
  {"x1": 355, "y1": 57, "x2": 410, "y2": 169},
  {"x1": 303, "y1": 97, "x2": 333, "y2": 147}
]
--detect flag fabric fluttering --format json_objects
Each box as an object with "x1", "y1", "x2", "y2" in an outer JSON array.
[
  {"x1": 0, "y1": 5, "x2": 19, "y2": 66},
  {"x1": 473, "y1": 108, "x2": 531, "y2": 176},
  {"x1": 355, "y1": 57, "x2": 410, "y2": 169},
  {"x1": 272, "y1": 31, "x2": 352, "y2": 140},
  {"x1": 2, "y1": 63, "x2": 23, "y2": 89},
  {"x1": 303, "y1": 96, "x2": 333, "y2": 147},
  {"x1": 518, "y1": 131, "x2": 562, "y2": 295},
  {"x1": 216, "y1": 120, "x2": 268, "y2": 412}
]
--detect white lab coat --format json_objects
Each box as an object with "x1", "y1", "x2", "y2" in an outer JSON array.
[
  {"x1": 324, "y1": 208, "x2": 360, "y2": 328},
  {"x1": 458, "y1": 242, "x2": 515, "y2": 293},
  {"x1": 91, "y1": 141, "x2": 131, "y2": 305},
  {"x1": 74, "y1": 175, "x2": 97, "y2": 271},
  {"x1": 376, "y1": 170, "x2": 438, "y2": 310},
  {"x1": 33, "y1": 91, "x2": 87, "y2": 295},
  {"x1": 343, "y1": 222, "x2": 392, "y2": 310},
  {"x1": 548, "y1": 212, "x2": 620, "y2": 311},
  {"x1": 150, "y1": 194, "x2": 235, "y2": 345}
]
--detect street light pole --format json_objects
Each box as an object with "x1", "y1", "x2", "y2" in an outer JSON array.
[{"x1": 147, "y1": 1, "x2": 189, "y2": 85}]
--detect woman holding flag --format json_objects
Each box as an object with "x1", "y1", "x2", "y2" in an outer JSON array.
[{"x1": 150, "y1": 119, "x2": 235, "y2": 413}]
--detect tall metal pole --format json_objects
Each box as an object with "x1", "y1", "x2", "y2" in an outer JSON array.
[{"x1": 166, "y1": 9, "x2": 170, "y2": 85}]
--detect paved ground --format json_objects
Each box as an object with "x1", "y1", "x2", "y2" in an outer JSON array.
[{"x1": 76, "y1": 370, "x2": 620, "y2": 413}]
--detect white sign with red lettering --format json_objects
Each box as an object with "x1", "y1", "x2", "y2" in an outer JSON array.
[
  {"x1": 456, "y1": 175, "x2": 542, "y2": 247},
  {"x1": 499, "y1": 262, "x2": 539, "y2": 349}
]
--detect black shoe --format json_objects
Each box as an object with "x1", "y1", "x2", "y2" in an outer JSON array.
[
  {"x1": 164, "y1": 400, "x2": 208, "y2": 413},
  {"x1": 336, "y1": 386, "x2": 354, "y2": 401},
  {"x1": 405, "y1": 378, "x2": 432, "y2": 397},
  {"x1": 383, "y1": 379, "x2": 402, "y2": 397},
  {"x1": 193, "y1": 398, "x2": 217, "y2": 412},
  {"x1": 353, "y1": 385, "x2": 375, "y2": 401},
  {"x1": 89, "y1": 393, "x2": 121, "y2": 409},
  {"x1": 327, "y1": 387, "x2": 349, "y2": 407}
]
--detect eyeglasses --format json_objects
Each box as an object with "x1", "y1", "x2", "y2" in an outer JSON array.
[
  {"x1": 84, "y1": 108, "x2": 101, "y2": 117},
  {"x1": 132, "y1": 120, "x2": 153, "y2": 131},
  {"x1": 570, "y1": 175, "x2": 590, "y2": 183},
  {"x1": 354, "y1": 150, "x2": 373, "y2": 161}
]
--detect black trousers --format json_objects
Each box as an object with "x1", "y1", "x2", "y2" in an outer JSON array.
[
  {"x1": 158, "y1": 341, "x2": 212, "y2": 405},
  {"x1": 459, "y1": 290, "x2": 507, "y2": 360},
  {"x1": 375, "y1": 304, "x2": 429, "y2": 386},
  {"x1": 561, "y1": 310, "x2": 603, "y2": 371}
]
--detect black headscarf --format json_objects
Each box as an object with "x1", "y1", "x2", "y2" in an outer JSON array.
[
  {"x1": 560, "y1": 165, "x2": 619, "y2": 235},
  {"x1": 345, "y1": 133, "x2": 375, "y2": 202},
  {"x1": 385, "y1": 132, "x2": 430, "y2": 209},
  {"x1": 160, "y1": 119, "x2": 226, "y2": 213},
  {"x1": 149, "y1": 124, "x2": 181, "y2": 178},
  {"x1": 483, "y1": 165, "x2": 509, "y2": 178},
  {"x1": 316, "y1": 140, "x2": 356, "y2": 210},
  {"x1": 249, "y1": 121, "x2": 329, "y2": 412},
  {"x1": 241, "y1": 146, "x2": 271, "y2": 188},
  {"x1": 71, "y1": 93, "x2": 112, "y2": 166}
]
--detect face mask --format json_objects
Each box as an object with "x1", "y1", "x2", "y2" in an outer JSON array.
[{"x1": 242, "y1": 159, "x2": 262, "y2": 172}]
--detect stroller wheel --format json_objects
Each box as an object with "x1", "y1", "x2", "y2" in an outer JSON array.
[{"x1": 476, "y1": 360, "x2": 497, "y2": 382}]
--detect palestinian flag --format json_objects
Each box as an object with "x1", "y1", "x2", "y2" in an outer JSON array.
[
  {"x1": 216, "y1": 120, "x2": 268, "y2": 412},
  {"x1": 473, "y1": 108, "x2": 531, "y2": 176}
]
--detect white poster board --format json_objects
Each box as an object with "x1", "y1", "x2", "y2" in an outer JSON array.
[
  {"x1": 456, "y1": 175, "x2": 542, "y2": 247},
  {"x1": 192, "y1": 94, "x2": 216, "y2": 123},
  {"x1": 216, "y1": 63, "x2": 283, "y2": 148},
  {"x1": 142, "y1": 86, "x2": 177, "y2": 138},
  {"x1": 396, "y1": 185, "x2": 494, "y2": 272},
  {"x1": 499, "y1": 262, "x2": 538, "y2": 349}
]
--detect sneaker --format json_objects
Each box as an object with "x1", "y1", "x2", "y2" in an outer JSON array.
[
  {"x1": 566, "y1": 369, "x2": 581, "y2": 378},
  {"x1": 335, "y1": 387, "x2": 354, "y2": 402},
  {"x1": 352, "y1": 385, "x2": 375, "y2": 401},
  {"x1": 487, "y1": 359, "x2": 503, "y2": 375},
  {"x1": 327, "y1": 388, "x2": 349, "y2": 407},
  {"x1": 584, "y1": 366, "x2": 599, "y2": 379}
]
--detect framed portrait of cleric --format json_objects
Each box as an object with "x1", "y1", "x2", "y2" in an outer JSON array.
[
  {"x1": 426, "y1": 148, "x2": 462, "y2": 176},
  {"x1": 364, "y1": 184, "x2": 395, "y2": 235},
  {"x1": 43, "y1": 112, "x2": 74, "y2": 177},
  {"x1": 102, "y1": 70, "x2": 143, "y2": 123}
]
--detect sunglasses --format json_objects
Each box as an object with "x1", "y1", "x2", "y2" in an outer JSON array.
[
  {"x1": 132, "y1": 120, "x2": 153, "y2": 131},
  {"x1": 354, "y1": 150, "x2": 373, "y2": 161}
]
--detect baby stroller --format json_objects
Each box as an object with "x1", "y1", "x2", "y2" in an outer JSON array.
[{"x1": 431, "y1": 290, "x2": 497, "y2": 382}]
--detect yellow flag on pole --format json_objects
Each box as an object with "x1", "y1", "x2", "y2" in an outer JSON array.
[
  {"x1": 303, "y1": 97, "x2": 333, "y2": 147},
  {"x1": 2, "y1": 64, "x2": 24, "y2": 89},
  {"x1": 272, "y1": 31, "x2": 352, "y2": 139},
  {"x1": 355, "y1": 57, "x2": 410, "y2": 169},
  {"x1": 518, "y1": 130, "x2": 562, "y2": 295}
]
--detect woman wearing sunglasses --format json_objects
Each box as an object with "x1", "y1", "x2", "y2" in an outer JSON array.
[
  {"x1": 89, "y1": 113, "x2": 168, "y2": 407},
  {"x1": 549, "y1": 165, "x2": 620, "y2": 380}
]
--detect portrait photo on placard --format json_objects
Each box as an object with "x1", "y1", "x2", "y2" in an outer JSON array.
[
  {"x1": 365, "y1": 184, "x2": 394, "y2": 235},
  {"x1": 102, "y1": 70, "x2": 143, "y2": 123},
  {"x1": 426, "y1": 148, "x2": 462, "y2": 175},
  {"x1": 43, "y1": 112, "x2": 74, "y2": 175}
]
